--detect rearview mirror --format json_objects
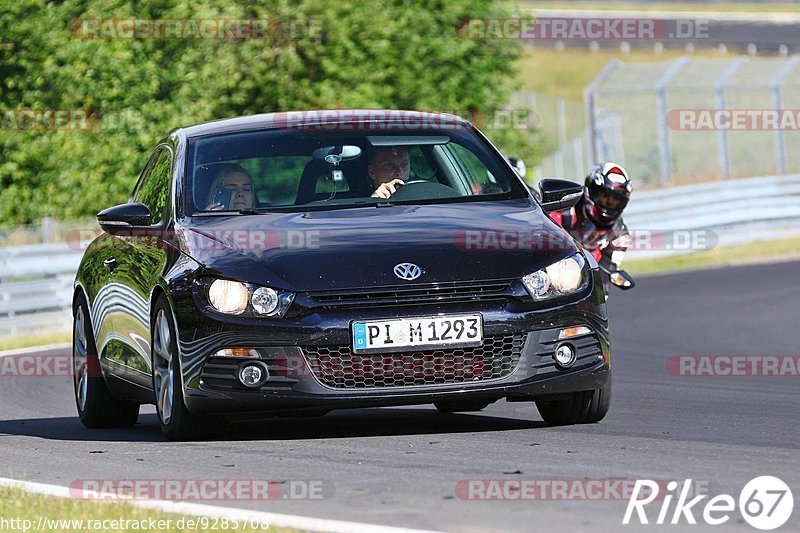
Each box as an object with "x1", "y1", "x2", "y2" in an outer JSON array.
[
  {"x1": 97, "y1": 203, "x2": 152, "y2": 232},
  {"x1": 312, "y1": 145, "x2": 362, "y2": 164},
  {"x1": 609, "y1": 270, "x2": 635, "y2": 290},
  {"x1": 538, "y1": 179, "x2": 584, "y2": 212}
]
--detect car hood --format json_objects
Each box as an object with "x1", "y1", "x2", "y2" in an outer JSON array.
[{"x1": 179, "y1": 199, "x2": 578, "y2": 292}]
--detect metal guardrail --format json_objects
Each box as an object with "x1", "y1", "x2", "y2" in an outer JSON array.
[
  {"x1": 0, "y1": 244, "x2": 82, "y2": 337},
  {"x1": 1, "y1": 173, "x2": 798, "y2": 336},
  {"x1": 624, "y1": 174, "x2": 800, "y2": 257}
]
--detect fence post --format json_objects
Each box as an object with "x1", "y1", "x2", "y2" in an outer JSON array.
[
  {"x1": 714, "y1": 57, "x2": 748, "y2": 179},
  {"x1": 41, "y1": 217, "x2": 54, "y2": 244},
  {"x1": 584, "y1": 59, "x2": 622, "y2": 166},
  {"x1": 556, "y1": 97, "x2": 568, "y2": 177},
  {"x1": 771, "y1": 56, "x2": 800, "y2": 175},
  {"x1": 573, "y1": 137, "x2": 584, "y2": 179},
  {"x1": 655, "y1": 56, "x2": 689, "y2": 184}
]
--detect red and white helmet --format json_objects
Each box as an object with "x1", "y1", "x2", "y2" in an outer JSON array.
[{"x1": 583, "y1": 162, "x2": 632, "y2": 227}]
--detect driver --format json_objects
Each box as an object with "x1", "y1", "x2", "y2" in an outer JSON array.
[
  {"x1": 368, "y1": 147, "x2": 410, "y2": 199},
  {"x1": 205, "y1": 165, "x2": 255, "y2": 210}
]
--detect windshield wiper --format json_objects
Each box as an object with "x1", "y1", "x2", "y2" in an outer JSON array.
[
  {"x1": 195, "y1": 209, "x2": 271, "y2": 216},
  {"x1": 197, "y1": 201, "x2": 400, "y2": 216}
]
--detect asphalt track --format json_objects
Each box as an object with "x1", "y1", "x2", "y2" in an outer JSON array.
[{"x1": 0, "y1": 261, "x2": 798, "y2": 532}]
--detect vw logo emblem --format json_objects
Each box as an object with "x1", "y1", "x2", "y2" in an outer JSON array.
[{"x1": 394, "y1": 263, "x2": 422, "y2": 281}]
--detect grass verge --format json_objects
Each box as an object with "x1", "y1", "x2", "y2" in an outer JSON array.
[
  {"x1": 0, "y1": 331, "x2": 72, "y2": 352},
  {"x1": 624, "y1": 237, "x2": 800, "y2": 275},
  {"x1": 516, "y1": 47, "x2": 724, "y2": 102},
  {"x1": 0, "y1": 486, "x2": 294, "y2": 533}
]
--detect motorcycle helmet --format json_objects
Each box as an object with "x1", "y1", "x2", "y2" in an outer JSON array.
[
  {"x1": 583, "y1": 162, "x2": 632, "y2": 227},
  {"x1": 506, "y1": 155, "x2": 527, "y2": 179}
]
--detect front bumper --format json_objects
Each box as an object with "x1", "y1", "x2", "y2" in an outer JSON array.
[{"x1": 172, "y1": 270, "x2": 610, "y2": 415}]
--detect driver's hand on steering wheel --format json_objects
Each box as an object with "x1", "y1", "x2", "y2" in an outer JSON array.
[{"x1": 371, "y1": 179, "x2": 405, "y2": 199}]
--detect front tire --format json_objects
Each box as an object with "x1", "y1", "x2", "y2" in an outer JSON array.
[
  {"x1": 151, "y1": 298, "x2": 225, "y2": 440},
  {"x1": 536, "y1": 386, "x2": 611, "y2": 426},
  {"x1": 73, "y1": 295, "x2": 139, "y2": 428}
]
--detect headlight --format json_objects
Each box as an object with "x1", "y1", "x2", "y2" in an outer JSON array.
[
  {"x1": 205, "y1": 279, "x2": 295, "y2": 317},
  {"x1": 252, "y1": 287, "x2": 278, "y2": 315},
  {"x1": 208, "y1": 280, "x2": 249, "y2": 314},
  {"x1": 522, "y1": 253, "x2": 588, "y2": 301}
]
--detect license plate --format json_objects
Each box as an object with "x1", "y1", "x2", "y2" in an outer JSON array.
[{"x1": 351, "y1": 314, "x2": 483, "y2": 354}]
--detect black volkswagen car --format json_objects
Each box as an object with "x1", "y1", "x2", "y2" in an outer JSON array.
[{"x1": 73, "y1": 110, "x2": 611, "y2": 440}]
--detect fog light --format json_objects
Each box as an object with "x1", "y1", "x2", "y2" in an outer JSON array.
[
  {"x1": 558, "y1": 326, "x2": 591, "y2": 340},
  {"x1": 238, "y1": 362, "x2": 269, "y2": 388},
  {"x1": 553, "y1": 343, "x2": 576, "y2": 368},
  {"x1": 214, "y1": 348, "x2": 260, "y2": 358}
]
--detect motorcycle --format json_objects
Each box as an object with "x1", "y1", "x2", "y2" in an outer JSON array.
[{"x1": 523, "y1": 176, "x2": 635, "y2": 293}]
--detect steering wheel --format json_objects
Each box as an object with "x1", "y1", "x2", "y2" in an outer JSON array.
[{"x1": 389, "y1": 180, "x2": 458, "y2": 201}]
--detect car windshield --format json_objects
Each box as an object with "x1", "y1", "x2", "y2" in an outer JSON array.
[{"x1": 185, "y1": 127, "x2": 526, "y2": 215}]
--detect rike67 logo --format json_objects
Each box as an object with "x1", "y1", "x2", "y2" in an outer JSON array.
[{"x1": 624, "y1": 476, "x2": 794, "y2": 530}]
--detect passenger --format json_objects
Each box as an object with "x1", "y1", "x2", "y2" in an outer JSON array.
[{"x1": 205, "y1": 165, "x2": 255, "y2": 210}]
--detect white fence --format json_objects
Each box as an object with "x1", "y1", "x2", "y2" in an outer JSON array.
[{"x1": 585, "y1": 56, "x2": 800, "y2": 185}]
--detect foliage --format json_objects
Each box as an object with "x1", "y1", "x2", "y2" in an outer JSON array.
[{"x1": 0, "y1": 0, "x2": 534, "y2": 225}]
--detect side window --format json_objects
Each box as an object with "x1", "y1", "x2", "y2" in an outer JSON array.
[
  {"x1": 409, "y1": 147, "x2": 436, "y2": 181},
  {"x1": 133, "y1": 146, "x2": 172, "y2": 225},
  {"x1": 447, "y1": 143, "x2": 500, "y2": 194}
]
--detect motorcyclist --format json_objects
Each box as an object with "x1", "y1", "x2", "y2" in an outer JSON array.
[{"x1": 548, "y1": 162, "x2": 633, "y2": 276}]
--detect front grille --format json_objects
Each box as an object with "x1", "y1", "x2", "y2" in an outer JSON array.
[
  {"x1": 301, "y1": 334, "x2": 524, "y2": 389},
  {"x1": 306, "y1": 280, "x2": 513, "y2": 309}
]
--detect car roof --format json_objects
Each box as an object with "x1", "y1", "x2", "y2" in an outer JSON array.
[{"x1": 179, "y1": 109, "x2": 473, "y2": 138}]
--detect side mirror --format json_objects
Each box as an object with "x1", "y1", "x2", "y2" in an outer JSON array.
[
  {"x1": 538, "y1": 179, "x2": 584, "y2": 212},
  {"x1": 609, "y1": 269, "x2": 635, "y2": 290},
  {"x1": 97, "y1": 203, "x2": 152, "y2": 232}
]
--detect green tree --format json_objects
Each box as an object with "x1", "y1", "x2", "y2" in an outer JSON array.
[{"x1": 0, "y1": 0, "x2": 534, "y2": 225}]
